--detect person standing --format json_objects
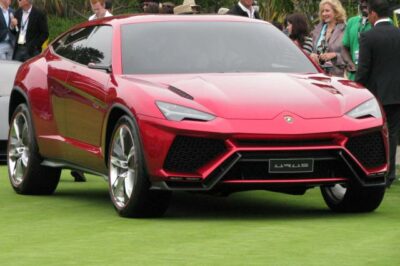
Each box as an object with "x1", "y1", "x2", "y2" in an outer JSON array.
[
  {"x1": 13, "y1": 0, "x2": 48, "y2": 62},
  {"x1": 160, "y1": 2, "x2": 175, "y2": 14},
  {"x1": 342, "y1": 0, "x2": 372, "y2": 80},
  {"x1": 310, "y1": 0, "x2": 347, "y2": 77},
  {"x1": 89, "y1": 0, "x2": 112, "y2": 21},
  {"x1": 142, "y1": 0, "x2": 160, "y2": 14},
  {"x1": 0, "y1": 0, "x2": 16, "y2": 60},
  {"x1": 286, "y1": 13, "x2": 314, "y2": 55},
  {"x1": 227, "y1": 0, "x2": 260, "y2": 19},
  {"x1": 356, "y1": 0, "x2": 400, "y2": 187}
]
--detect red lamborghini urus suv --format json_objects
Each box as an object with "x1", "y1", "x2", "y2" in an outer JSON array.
[{"x1": 7, "y1": 15, "x2": 388, "y2": 217}]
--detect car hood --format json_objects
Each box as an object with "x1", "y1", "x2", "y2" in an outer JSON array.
[{"x1": 122, "y1": 73, "x2": 371, "y2": 120}]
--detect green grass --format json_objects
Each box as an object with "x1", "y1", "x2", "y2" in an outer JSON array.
[{"x1": 0, "y1": 165, "x2": 399, "y2": 265}]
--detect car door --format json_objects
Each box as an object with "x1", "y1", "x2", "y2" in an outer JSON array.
[
  {"x1": 63, "y1": 25, "x2": 113, "y2": 170},
  {"x1": 41, "y1": 28, "x2": 93, "y2": 160}
]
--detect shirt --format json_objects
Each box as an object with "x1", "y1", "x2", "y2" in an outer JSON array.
[
  {"x1": 21, "y1": 7, "x2": 32, "y2": 33},
  {"x1": 238, "y1": 1, "x2": 255, "y2": 19},
  {"x1": 342, "y1": 15, "x2": 372, "y2": 80},
  {"x1": 1, "y1": 6, "x2": 9, "y2": 28},
  {"x1": 88, "y1": 10, "x2": 112, "y2": 21},
  {"x1": 1, "y1": 5, "x2": 10, "y2": 42}
]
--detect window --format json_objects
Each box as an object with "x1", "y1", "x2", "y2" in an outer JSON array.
[
  {"x1": 121, "y1": 22, "x2": 317, "y2": 74},
  {"x1": 53, "y1": 26, "x2": 112, "y2": 66}
]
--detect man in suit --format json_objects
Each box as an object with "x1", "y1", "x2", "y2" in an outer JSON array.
[
  {"x1": 0, "y1": 0, "x2": 16, "y2": 60},
  {"x1": 356, "y1": 0, "x2": 400, "y2": 187},
  {"x1": 228, "y1": 0, "x2": 260, "y2": 19},
  {"x1": 13, "y1": 0, "x2": 49, "y2": 62}
]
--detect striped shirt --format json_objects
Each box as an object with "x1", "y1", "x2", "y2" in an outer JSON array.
[{"x1": 302, "y1": 36, "x2": 313, "y2": 54}]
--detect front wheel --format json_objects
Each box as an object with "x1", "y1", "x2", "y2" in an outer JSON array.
[
  {"x1": 108, "y1": 115, "x2": 171, "y2": 218},
  {"x1": 321, "y1": 183, "x2": 385, "y2": 212}
]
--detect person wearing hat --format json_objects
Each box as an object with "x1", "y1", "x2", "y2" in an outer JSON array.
[
  {"x1": 174, "y1": 0, "x2": 200, "y2": 15},
  {"x1": 342, "y1": 0, "x2": 372, "y2": 80},
  {"x1": 227, "y1": 0, "x2": 260, "y2": 19}
]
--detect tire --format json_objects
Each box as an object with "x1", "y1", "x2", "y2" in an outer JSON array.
[
  {"x1": 321, "y1": 183, "x2": 386, "y2": 213},
  {"x1": 7, "y1": 104, "x2": 61, "y2": 195},
  {"x1": 108, "y1": 115, "x2": 171, "y2": 218}
]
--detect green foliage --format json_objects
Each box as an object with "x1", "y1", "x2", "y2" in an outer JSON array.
[{"x1": 48, "y1": 16, "x2": 85, "y2": 42}]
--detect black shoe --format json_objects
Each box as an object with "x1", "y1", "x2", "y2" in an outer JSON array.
[{"x1": 71, "y1": 171, "x2": 86, "y2": 182}]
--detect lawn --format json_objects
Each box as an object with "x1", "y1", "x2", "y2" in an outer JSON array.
[{"x1": 0, "y1": 165, "x2": 399, "y2": 265}]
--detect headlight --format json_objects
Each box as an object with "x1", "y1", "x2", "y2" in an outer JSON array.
[
  {"x1": 156, "y1": 101, "x2": 216, "y2": 122},
  {"x1": 347, "y1": 98, "x2": 382, "y2": 119}
]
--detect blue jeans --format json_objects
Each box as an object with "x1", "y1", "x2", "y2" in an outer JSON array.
[{"x1": 0, "y1": 42, "x2": 13, "y2": 60}]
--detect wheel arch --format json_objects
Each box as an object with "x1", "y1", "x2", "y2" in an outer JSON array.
[
  {"x1": 103, "y1": 104, "x2": 138, "y2": 167},
  {"x1": 8, "y1": 87, "x2": 29, "y2": 124}
]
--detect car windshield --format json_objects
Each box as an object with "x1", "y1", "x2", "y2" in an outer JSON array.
[{"x1": 121, "y1": 21, "x2": 318, "y2": 75}]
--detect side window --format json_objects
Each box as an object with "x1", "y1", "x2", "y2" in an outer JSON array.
[
  {"x1": 85, "y1": 26, "x2": 113, "y2": 66},
  {"x1": 52, "y1": 26, "x2": 112, "y2": 67},
  {"x1": 53, "y1": 27, "x2": 94, "y2": 63}
]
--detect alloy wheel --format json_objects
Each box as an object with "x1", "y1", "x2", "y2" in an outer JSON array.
[
  {"x1": 8, "y1": 112, "x2": 30, "y2": 186},
  {"x1": 109, "y1": 125, "x2": 137, "y2": 208}
]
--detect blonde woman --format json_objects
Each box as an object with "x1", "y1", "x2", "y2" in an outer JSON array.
[{"x1": 310, "y1": 0, "x2": 347, "y2": 76}]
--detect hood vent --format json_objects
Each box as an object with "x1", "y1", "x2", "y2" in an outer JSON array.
[{"x1": 168, "y1": 86, "x2": 194, "y2": 100}]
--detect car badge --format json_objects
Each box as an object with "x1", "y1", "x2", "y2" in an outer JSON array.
[{"x1": 284, "y1": 116, "x2": 294, "y2": 124}]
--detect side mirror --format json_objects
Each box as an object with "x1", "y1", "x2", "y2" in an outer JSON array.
[{"x1": 88, "y1": 62, "x2": 112, "y2": 73}]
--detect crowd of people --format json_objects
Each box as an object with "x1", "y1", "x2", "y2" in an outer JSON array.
[{"x1": 1, "y1": 0, "x2": 400, "y2": 187}]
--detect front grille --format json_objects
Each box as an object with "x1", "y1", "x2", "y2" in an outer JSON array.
[
  {"x1": 163, "y1": 136, "x2": 227, "y2": 173},
  {"x1": 222, "y1": 150, "x2": 353, "y2": 181},
  {"x1": 346, "y1": 131, "x2": 386, "y2": 168}
]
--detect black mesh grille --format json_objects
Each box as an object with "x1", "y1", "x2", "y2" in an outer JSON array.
[
  {"x1": 346, "y1": 131, "x2": 386, "y2": 168},
  {"x1": 164, "y1": 136, "x2": 227, "y2": 172}
]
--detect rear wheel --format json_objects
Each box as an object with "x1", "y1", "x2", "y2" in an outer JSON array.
[
  {"x1": 321, "y1": 183, "x2": 385, "y2": 212},
  {"x1": 8, "y1": 104, "x2": 61, "y2": 194},
  {"x1": 108, "y1": 115, "x2": 171, "y2": 218}
]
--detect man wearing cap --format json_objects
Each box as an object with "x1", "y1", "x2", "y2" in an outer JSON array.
[
  {"x1": 342, "y1": 0, "x2": 372, "y2": 80},
  {"x1": 228, "y1": 0, "x2": 260, "y2": 19}
]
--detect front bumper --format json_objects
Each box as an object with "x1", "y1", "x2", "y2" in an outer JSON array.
[{"x1": 137, "y1": 114, "x2": 388, "y2": 191}]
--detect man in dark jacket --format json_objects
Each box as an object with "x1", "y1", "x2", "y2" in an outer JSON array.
[
  {"x1": 0, "y1": 0, "x2": 16, "y2": 60},
  {"x1": 356, "y1": 0, "x2": 400, "y2": 187},
  {"x1": 228, "y1": 0, "x2": 260, "y2": 19},
  {"x1": 13, "y1": 0, "x2": 48, "y2": 62}
]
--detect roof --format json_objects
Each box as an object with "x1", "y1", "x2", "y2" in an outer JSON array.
[{"x1": 80, "y1": 14, "x2": 269, "y2": 27}]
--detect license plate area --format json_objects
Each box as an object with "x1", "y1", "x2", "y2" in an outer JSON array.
[{"x1": 269, "y1": 158, "x2": 314, "y2": 173}]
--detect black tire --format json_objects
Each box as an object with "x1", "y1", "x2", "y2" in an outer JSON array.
[
  {"x1": 108, "y1": 115, "x2": 171, "y2": 218},
  {"x1": 321, "y1": 183, "x2": 385, "y2": 212},
  {"x1": 7, "y1": 104, "x2": 61, "y2": 195}
]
